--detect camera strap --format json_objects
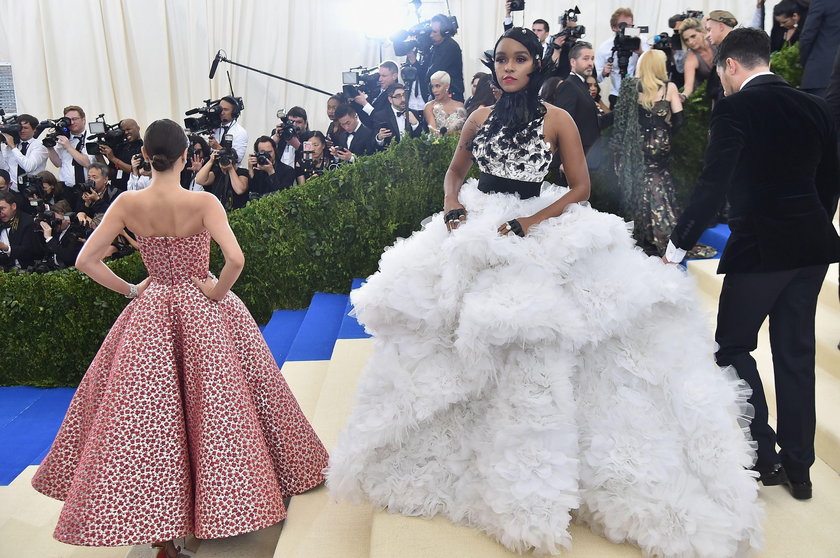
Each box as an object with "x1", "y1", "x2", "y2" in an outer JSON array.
[
  {"x1": 17, "y1": 141, "x2": 28, "y2": 179},
  {"x1": 72, "y1": 133, "x2": 86, "y2": 184}
]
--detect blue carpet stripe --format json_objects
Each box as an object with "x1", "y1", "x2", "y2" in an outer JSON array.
[
  {"x1": 338, "y1": 278, "x2": 371, "y2": 339},
  {"x1": 285, "y1": 292, "x2": 349, "y2": 361},
  {"x1": 261, "y1": 308, "x2": 308, "y2": 369},
  {"x1": 695, "y1": 224, "x2": 731, "y2": 260},
  {"x1": 0, "y1": 387, "x2": 75, "y2": 484}
]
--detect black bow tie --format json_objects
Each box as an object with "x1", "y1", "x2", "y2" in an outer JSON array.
[{"x1": 396, "y1": 111, "x2": 406, "y2": 118}]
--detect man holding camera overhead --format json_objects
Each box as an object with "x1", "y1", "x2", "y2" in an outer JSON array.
[
  {"x1": 208, "y1": 96, "x2": 248, "y2": 167},
  {"x1": 0, "y1": 114, "x2": 48, "y2": 188},
  {"x1": 595, "y1": 8, "x2": 649, "y2": 108},
  {"x1": 47, "y1": 105, "x2": 96, "y2": 186},
  {"x1": 407, "y1": 14, "x2": 465, "y2": 103},
  {"x1": 353, "y1": 61, "x2": 400, "y2": 128}
]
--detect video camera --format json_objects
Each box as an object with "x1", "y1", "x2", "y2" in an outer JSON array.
[
  {"x1": 184, "y1": 99, "x2": 225, "y2": 134},
  {"x1": 341, "y1": 66, "x2": 380, "y2": 100},
  {"x1": 86, "y1": 115, "x2": 125, "y2": 153},
  {"x1": 0, "y1": 109, "x2": 22, "y2": 144},
  {"x1": 275, "y1": 109, "x2": 302, "y2": 143},
  {"x1": 553, "y1": 6, "x2": 586, "y2": 48},
  {"x1": 34, "y1": 116, "x2": 72, "y2": 148},
  {"x1": 390, "y1": 15, "x2": 458, "y2": 57},
  {"x1": 668, "y1": 10, "x2": 704, "y2": 30},
  {"x1": 610, "y1": 22, "x2": 649, "y2": 77}
]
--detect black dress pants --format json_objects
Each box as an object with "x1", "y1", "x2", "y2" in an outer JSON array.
[{"x1": 714, "y1": 265, "x2": 828, "y2": 483}]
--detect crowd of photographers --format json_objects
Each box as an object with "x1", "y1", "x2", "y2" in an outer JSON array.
[{"x1": 2, "y1": 1, "x2": 837, "y2": 275}]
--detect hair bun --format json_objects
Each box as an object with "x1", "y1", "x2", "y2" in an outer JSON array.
[{"x1": 151, "y1": 154, "x2": 170, "y2": 172}]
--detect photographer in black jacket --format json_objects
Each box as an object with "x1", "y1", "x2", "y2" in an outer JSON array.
[
  {"x1": 408, "y1": 14, "x2": 465, "y2": 102},
  {"x1": 247, "y1": 135, "x2": 295, "y2": 199},
  {"x1": 0, "y1": 189, "x2": 40, "y2": 270}
]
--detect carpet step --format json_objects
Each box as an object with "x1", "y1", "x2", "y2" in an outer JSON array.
[
  {"x1": 286, "y1": 293, "x2": 349, "y2": 362},
  {"x1": 261, "y1": 309, "x2": 308, "y2": 370}
]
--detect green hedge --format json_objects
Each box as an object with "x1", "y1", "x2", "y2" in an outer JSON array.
[{"x1": 0, "y1": 136, "x2": 460, "y2": 387}]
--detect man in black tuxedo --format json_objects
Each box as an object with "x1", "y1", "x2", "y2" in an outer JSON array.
[
  {"x1": 408, "y1": 14, "x2": 465, "y2": 102},
  {"x1": 352, "y1": 61, "x2": 400, "y2": 129},
  {"x1": 799, "y1": 0, "x2": 840, "y2": 98},
  {"x1": 0, "y1": 190, "x2": 41, "y2": 270},
  {"x1": 665, "y1": 28, "x2": 840, "y2": 500},
  {"x1": 330, "y1": 104, "x2": 374, "y2": 163},
  {"x1": 371, "y1": 84, "x2": 423, "y2": 151}
]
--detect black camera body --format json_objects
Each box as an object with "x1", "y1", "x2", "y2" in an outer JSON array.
[
  {"x1": 509, "y1": 0, "x2": 525, "y2": 12},
  {"x1": 184, "y1": 99, "x2": 225, "y2": 134},
  {"x1": 275, "y1": 110, "x2": 301, "y2": 143},
  {"x1": 34, "y1": 117, "x2": 72, "y2": 148},
  {"x1": 77, "y1": 179, "x2": 96, "y2": 194},
  {"x1": 0, "y1": 110, "x2": 22, "y2": 144},
  {"x1": 610, "y1": 23, "x2": 649, "y2": 77},
  {"x1": 668, "y1": 10, "x2": 704, "y2": 30},
  {"x1": 256, "y1": 150, "x2": 272, "y2": 166},
  {"x1": 652, "y1": 32, "x2": 673, "y2": 54},
  {"x1": 216, "y1": 134, "x2": 238, "y2": 167},
  {"x1": 20, "y1": 175, "x2": 45, "y2": 200},
  {"x1": 86, "y1": 115, "x2": 126, "y2": 153},
  {"x1": 341, "y1": 66, "x2": 380, "y2": 100}
]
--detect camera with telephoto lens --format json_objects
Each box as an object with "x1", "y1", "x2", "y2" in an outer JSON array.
[
  {"x1": 610, "y1": 22, "x2": 649, "y2": 77},
  {"x1": 20, "y1": 175, "x2": 45, "y2": 200},
  {"x1": 553, "y1": 6, "x2": 586, "y2": 48},
  {"x1": 216, "y1": 134, "x2": 237, "y2": 167},
  {"x1": 651, "y1": 32, "x2": 673, "y2": 55},
  {"x1": 34, "y1": 116, "x2": 72, "y2": 148},
  {"x1": 34, "y1": 201, "x2": 63, "y2": 230},
  {"x1": 184, "y1": 99, "x2": 225, "y2": 134},
  {"x1": 0, "y1": 110, "x2": 22, "y2": 144},
  {"x1": 77, "y1": 179, "x2": 96, "y2": 194},
  {"x1": 668, "y1": 10, "x2": 704, "y2": 30},
  {"x1": 86, "y1": 115, "x2": 126, "y2": 153},
  {"x1": 275, "y1": 109, "x2": 301, "y2": 143}
]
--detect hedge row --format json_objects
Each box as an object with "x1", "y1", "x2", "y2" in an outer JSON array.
[{"x1": 0, "y1": 135, "x2": 461, "y2": 386}]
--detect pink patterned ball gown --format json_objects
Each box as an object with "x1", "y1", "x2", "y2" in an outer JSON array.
[{"x1": 31, "y1": 230, "x2": 328, "y2": 547}]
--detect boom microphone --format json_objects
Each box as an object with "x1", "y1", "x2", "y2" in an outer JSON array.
[{"x1": 209, "y1": 50, "x2": 222, "y2": 79}]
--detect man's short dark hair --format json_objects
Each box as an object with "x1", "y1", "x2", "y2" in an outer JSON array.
[
  {"x1": 532, "y1": 19, "x2": 550, "y2": 33},
  {"x1": 287, "y1": 106, "x2": 308, "y2": 122},
  {"x1": 380, "y1": 60, "x2": 399, "y2": 75},
  {"x1": 714, "y1": 28, "x2": 771, "y2": 70},
  {"x1": 569, "y1": 41, "x2": 593, "y2": 61},
  {"x1": 89, "y1": 161, "x2": 110, "y2": 177},
  {"x1": 253, "y1": 135, "x2": 276, "y2": 152},
  {"x1": 17, "y1": 114, "x2": 38, "y2": 129},
  {"x1": 0, "y1": 169, "x2": 10, "y2": 185},
  {"x1": 335, "y1": 104, "x2": 357, "y2": 119},
  {"x1": 0, "y1": 190, "x2": 17, "y2": 206},
  {"x1": 386, "y1": 83, "x2": 406, "y2": 97}
]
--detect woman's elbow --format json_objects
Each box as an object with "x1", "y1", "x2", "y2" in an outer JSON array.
[{"x1": 227, "y1": 252, "x2": 245, "y2": 270}]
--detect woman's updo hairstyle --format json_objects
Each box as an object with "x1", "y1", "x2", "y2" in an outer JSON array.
[{"x1": 143, "y1": 119, "x2": 189, "y2": 172}]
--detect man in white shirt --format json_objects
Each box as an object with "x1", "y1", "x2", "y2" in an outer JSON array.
[
  {"x1": 0, "y1": 114, "x2": 48, "y2": 188},
  {"x1": 209, "y1": 96, "x2": 248, "y2": 166},
  {"x1": 46, "y1": 105, "x2": 95, "y2": 185},
  {"x1": 372, "y1": 83, "x2": 422, "y2": 150},
  {"x1": 595, "y1": 8, "x2": 648, "y2": 108}
]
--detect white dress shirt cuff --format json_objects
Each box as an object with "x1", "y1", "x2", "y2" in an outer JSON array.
[
  {"x1": 504, "y1": 17, "x2": 512, "y2": 25},
  {"x1": 362, "y1": 103, "x2": 374, "y2": 115},
  {"x1": 665, "y1": 241, "x2": 687, "y2": 264}
]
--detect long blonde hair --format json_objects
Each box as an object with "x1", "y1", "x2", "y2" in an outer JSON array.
[{"x1": 636, "y1": 50, "x2": 667, "y2": 110}]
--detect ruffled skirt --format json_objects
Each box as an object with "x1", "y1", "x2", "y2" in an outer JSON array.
[{"x1": 327, "y1": 180, "x2": 763, "y2": 557}]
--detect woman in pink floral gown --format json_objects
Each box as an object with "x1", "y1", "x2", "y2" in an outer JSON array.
[{"x1": 31, "y1": 119, "x2": 328, "y2": 558}]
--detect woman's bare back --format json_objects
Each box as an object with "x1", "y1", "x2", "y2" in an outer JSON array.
[{"x1": 118, "y1": 183, "x2": 216, "y2": 238}]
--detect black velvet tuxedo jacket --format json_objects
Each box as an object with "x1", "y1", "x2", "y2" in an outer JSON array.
[
  {"x1": 337, "y1": 123, "x2": 375, "y2": 157},
  {"x1": 4, "y1": 212, "x2": 41, "y2": 269},
  {"x1": 671, "y1": 74, "x2": 840, "y2": 273},
  {"x1": 547, "y1": 74, "x2": 600, "y2": 152},
  {"x1": 370, "y1": 106, "x2": 423, "y2": 150}
]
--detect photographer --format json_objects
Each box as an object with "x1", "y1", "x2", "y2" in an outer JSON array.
[
  {"x1": 36, "y1": 171, "x2": 67, "y2": 207},
  {"x1": 78, "y1": 162, "x2": 115, "y2": 215},
  {"x1": 296, "y1": 132, "x2": 337, "y2": 184},
  {"x1": 208, "y1": 96, "x2": 248, "y2": 166},
  {"x1": 595, "y1": 8, "x2": 649, "y2": 108},
  {"x1": 35, "y1": 208, "x2": 83, "y2": 270},
  {"x1": 181, "y1": 135, "x2": 211, "y2": 191},
  {"x1": 503, "y1": 4, "x2": 553, "y2": 59},
  {"x1": 407, "y1": 14, "x2": 465, "y2": 102},
  {"x1": 247, "y1": 136, "x2": 295, "y2": 198},
  {"x1": 127, "y1": 153, "x2": 152, "y2": 191},
  {"x1": 373, "y1": 83, "x2": 422, "y2": 151},
  {"x1": 97, "y1": 119, "x2": 143, "y2": 192},
  {"x1": 0, "y1": 190, "x2": 41, "y2": 270},
  {"x1": 0, "y1": 114, "x2": 48, "y2": 186},
  {"x1": 195, "y1": 147, "x2": 249, "y2": 211},
  {"x1": 352, "y1": 61, "x2": 400, "y2": 128},
  {"x1": 272, "y1": 106, "x2": 309, "y2": 169},
  {"x1": 46, "y1": 105, "x2": 96, "y2": 186}
]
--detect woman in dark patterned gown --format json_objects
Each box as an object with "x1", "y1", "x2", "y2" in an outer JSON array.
[
  {"x1": 31, "y1": 119, "x2": 328, "y2": 558},
  {"x1": 328, "y1": 28, "x2": 760, "y2": 558}
]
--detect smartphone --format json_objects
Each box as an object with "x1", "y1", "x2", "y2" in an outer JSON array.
[{"x1": 303, "y1": 141, "x2": 313, "y2": 152}]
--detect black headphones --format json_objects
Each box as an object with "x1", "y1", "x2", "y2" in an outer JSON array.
[
  {"x1": 432, "y1": 14, "x2": 458, "y2": 38},
  {"x1": 220, "y1": 96, "x2": 244, "y2": 119}
]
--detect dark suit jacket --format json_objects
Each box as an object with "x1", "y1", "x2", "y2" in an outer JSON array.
[
  {"x1": 337, "y1": 123, "x2": 375, "y2": 158},
  {"x1": 799, "y1": 0, "x2": 840, "y2": 90},
  {"x1": 38, "y1": 226, "x2": 82, "y2": 268},
  {"x1": 370, "y1": 106, "x2": 423, "y2": 150},
  {"x1": 825, "y1": 46, "x2": 840, "y2": 127},
  {"x1": 4, "y1": 212, "x2": 41, "y2": 269},
  {"x1": 419, "y1": 37, "x2": 465, "y2": 102},
  {"x1": 546, "y1": 74, "x2": 600, "y2": 152},
  {"x1": 353, "y1": 89, "x2": 391, "y2": 129},
  {"x1": 671, "y1": 74, "x2": 840, "y2": 273}
]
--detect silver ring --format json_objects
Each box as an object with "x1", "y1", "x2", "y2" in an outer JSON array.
[{"x1": 504, "y1": 223, "x2": 512, "y2": 231}]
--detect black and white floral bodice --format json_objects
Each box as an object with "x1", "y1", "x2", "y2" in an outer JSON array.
[{"x1": 472, "y1": 114, "x2": 553, "y2": 183}]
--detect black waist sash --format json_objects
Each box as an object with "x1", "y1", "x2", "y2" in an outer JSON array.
[{"x1": 477, "y1": 172, "x2": 541, "y2": 199}]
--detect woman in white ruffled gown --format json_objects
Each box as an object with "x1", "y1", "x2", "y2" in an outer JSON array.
[{"x1": 328, "y1": 28, "x2": 763, "y2": 558}]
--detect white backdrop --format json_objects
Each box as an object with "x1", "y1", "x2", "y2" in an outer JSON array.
[{"x1": 0, "y1": 0, "x2": 766, "y2": 144}]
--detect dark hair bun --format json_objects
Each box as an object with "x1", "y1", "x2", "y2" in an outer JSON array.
[
  {"x1": 151, "y1": 154, "x2": 171, "y2": 172},
  {"x1": 143, "y1": 119, "x2": 188, "y2": 172}
]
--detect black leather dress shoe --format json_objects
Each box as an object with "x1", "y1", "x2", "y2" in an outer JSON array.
[
  {"x1": 785, "y1": 478, "x2": 813, "y2": 500},
  {"x1": 755, "y1": 464, "x2": 788, "y2": 486}
]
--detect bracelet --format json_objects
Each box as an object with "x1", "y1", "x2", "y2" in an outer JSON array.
[{"x1": 125, "y1": 283, "x2": 138, "y2": 299}]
